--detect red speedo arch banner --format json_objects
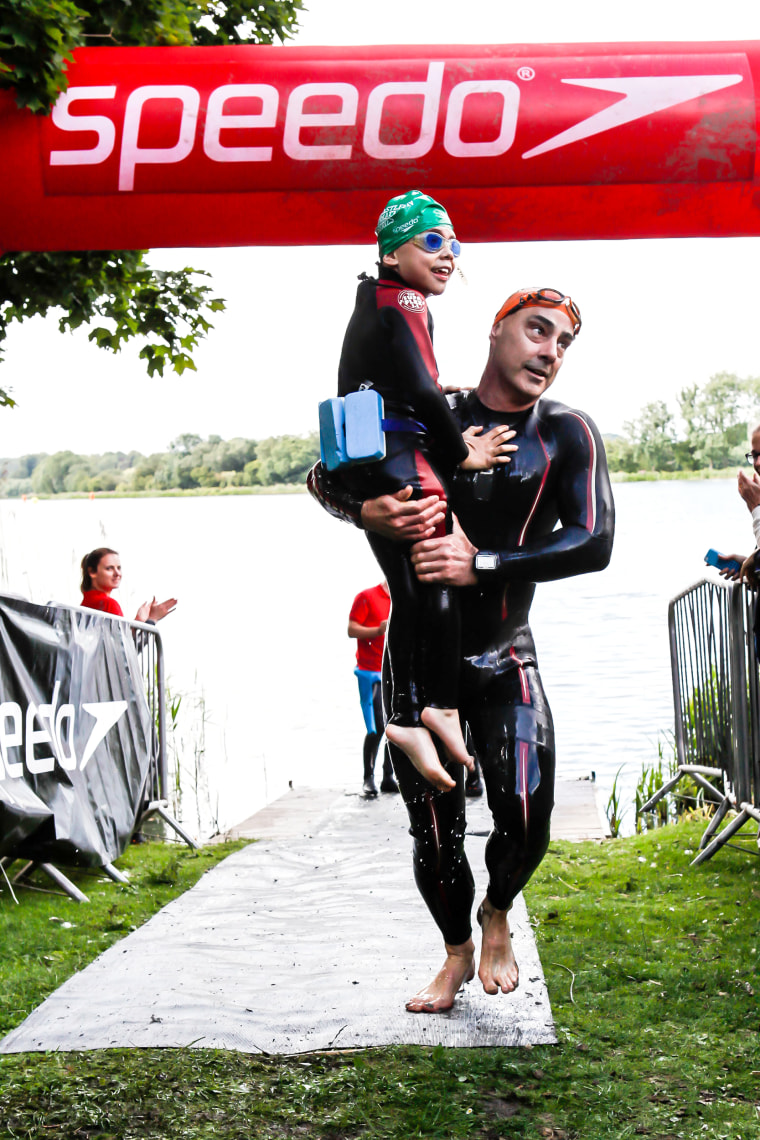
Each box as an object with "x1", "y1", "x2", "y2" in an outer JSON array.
[{"x1": 1, "y1": 41, "x2": 759, "y2": 251}]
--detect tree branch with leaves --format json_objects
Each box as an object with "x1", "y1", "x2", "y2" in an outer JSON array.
[{"x1": 0, "y1": 0, "x2": 304, "y2": 408}]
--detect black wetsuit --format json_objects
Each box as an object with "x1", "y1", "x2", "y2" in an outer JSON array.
[
  {"x1": 308, "y1": 389, "x2": 614, "y2": 944},
  {"x1": 338, "y1": 270, "x2": 468, "y2": 726}
]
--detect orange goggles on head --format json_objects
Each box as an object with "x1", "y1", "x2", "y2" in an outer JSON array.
[{"x1": 493, "y1": 288, "x2": 581, "y2": 335}]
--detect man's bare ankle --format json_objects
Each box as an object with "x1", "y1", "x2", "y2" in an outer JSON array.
[{"x1": 445, "y1": 938, "x2": 475, "y2": 960}]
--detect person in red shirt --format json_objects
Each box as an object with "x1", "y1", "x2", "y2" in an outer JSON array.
[
  {"x1": 348, "y1": 580, "x2": 398, "y2": 798},
  {"x1": 80, "y1": 547, "x2": 177, "y2": 623}
]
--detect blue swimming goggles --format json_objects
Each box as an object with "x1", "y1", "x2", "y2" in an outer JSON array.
[{"x1": 411, "y1": 231, "x2": 462, "y2": 258}]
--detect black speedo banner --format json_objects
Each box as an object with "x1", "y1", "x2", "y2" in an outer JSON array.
[{"x1": 0, "y1": 594, "x2": 153, "y2": 867}]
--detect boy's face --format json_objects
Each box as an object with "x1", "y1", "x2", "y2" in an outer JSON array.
[{"x1": 381, "y1": 226, "x2": 457, "y2": 296}]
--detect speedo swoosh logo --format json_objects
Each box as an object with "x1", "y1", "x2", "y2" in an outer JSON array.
[
  {"x1": 80, "y1": 701, "x2": 128, "y2": 770},
  {"x1": 523, "y1": 73, "x2": 744, "y2": 159}
]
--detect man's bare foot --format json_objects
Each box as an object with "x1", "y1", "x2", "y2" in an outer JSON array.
[
  {"x1": 405, "y1": 939, "x2": 476, "y2": 1013},
  {"x1": 477, "y1": 898, "x2": 519, "y2": 994},
  {"x1": 421, "y1": 707, "x2": 474, "y2": 772},
  {"x1": 386, "y1": 723, "x2": 455, "y2": 791}
]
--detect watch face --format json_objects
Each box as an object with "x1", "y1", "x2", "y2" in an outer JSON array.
[{"x1": 476, "y1": 553, "x2": 498, "y2": 571}]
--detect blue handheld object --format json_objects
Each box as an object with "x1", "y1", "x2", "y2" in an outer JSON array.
[
  {"x1": 345, "y1": 389, "x2": 385, "y2": 463},
  {"x1": 705, "y1": 549, "x2": 742, "y2": 574},
  {"x1": 318, "y1": 398, "x2": 347, "y2": 471}
]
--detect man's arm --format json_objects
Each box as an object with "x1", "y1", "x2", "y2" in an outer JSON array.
[
  {"x1": 505, "y1": 409, "x2": 614, "y2": 582},
  {"x1": 412, "y1": 409, "x2": 615, "y2": 586},
  {"x1": 737, "y1": 470, "x2": 760, "y2": 550}
]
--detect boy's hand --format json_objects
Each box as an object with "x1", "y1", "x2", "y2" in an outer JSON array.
[{"x1": 460, "y1": 425, "x2": 517, "y2": 471}]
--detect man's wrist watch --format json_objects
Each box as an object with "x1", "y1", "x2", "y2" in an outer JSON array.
[{"x1": 474, "y1": 551, "x2": 498, "y2": 573}]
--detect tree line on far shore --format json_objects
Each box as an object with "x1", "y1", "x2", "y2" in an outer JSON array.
[
  {"x1": 3, "y1": 370, "x2": 756, "y2": 495},
  {"x1": 0, "y1": 432, "x2": 320, "y2": 497},
  {"x1": 605, "y1": 372, "x2": 760, "y2": 473}
]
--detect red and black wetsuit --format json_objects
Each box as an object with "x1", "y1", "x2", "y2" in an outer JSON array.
[
  {"x1": 338, "y1": 269, "x2": 468, "y2": 727},
  {"x1": 308, "y1": 389, "x2": 614, "y2": 944}
]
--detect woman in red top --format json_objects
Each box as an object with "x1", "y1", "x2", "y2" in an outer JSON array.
[{"x1": 80, "y1": 547, "x2": 177, "y2": 623}]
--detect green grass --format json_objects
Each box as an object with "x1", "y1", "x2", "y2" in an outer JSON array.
[{"x1": 1, "y1": 820, "x2": 759, "y2": 1139}]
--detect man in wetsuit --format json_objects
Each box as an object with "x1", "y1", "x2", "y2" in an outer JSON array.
[{"x1": 309, "y1": 287, "x2": 614, "y2": 1012}]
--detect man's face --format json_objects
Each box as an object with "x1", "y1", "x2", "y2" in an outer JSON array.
[
  {"x1": 751, "y1": 428, "x2": 760, "y2": 477},
  {"x1": 488, "y1": 306, "x2": 576, "y2": 410},
  {"x1": 382, "y1": 226, "x2": 456, "y2": 296}
]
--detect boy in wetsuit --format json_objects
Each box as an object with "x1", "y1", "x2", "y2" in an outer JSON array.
[{"x1": 336, "y1": 190, "x2": 515, "y2": 790}]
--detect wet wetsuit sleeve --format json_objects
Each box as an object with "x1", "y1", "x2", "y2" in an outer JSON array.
[
  {"x1": 307, "y1": 462, "x2": 365, "y2": 528},
  {"x1": 475, "y1": 410, "x2": 614, "y2": 583},
  {"x1": 378, "y1": 303, "x2": 469, "y2": 471}
]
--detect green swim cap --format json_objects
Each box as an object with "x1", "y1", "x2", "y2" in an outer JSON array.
[{"x1": 376, "y1": 190, "x2": 453, "y2": 259}]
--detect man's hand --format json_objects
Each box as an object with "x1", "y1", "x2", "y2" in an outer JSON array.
[
  {"x1": 716, "y1": 554, "x2": 746, "y2": 582},
  {"x1": 740, "y1": 551, "x2": 758, "y2": 585},
  {"x1": 738, "y1": 469, "x2": 760, "y2": 512},
  {"x1": 360, "y1": 485, "x2": 446, "y2": 541},
  {"x1": 460, "y1": 425, "x2": 518, "y2": 472},
  {"x1": 410, "y1": 516, "x2": 478, "y2": 586}
]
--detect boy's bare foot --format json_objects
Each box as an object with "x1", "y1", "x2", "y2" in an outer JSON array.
[
  {"x1": 477, "y1": 897, "x2": 519, "y2": 994},
  {"x1": 386, "y1": 723, "x2": 455, "y2": 791},
  {"x1": 405, "y1": 939, "x2": 476, "y2": 1013},
  {"x1": 421, "y1": 707, "x2": 474, "y2": 772}
]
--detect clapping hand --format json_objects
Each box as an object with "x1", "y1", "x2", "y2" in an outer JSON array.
[{"x1": 136, "y1": 596, "x2": 178, "y2": 623}]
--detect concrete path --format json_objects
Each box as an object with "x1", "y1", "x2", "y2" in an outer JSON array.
[{"x1": 0, "y1": 782, "x2": 602, "y2": 1056}]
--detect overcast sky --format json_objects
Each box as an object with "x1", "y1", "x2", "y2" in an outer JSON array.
[{"x1": 2, "y1": 0, "x2": 760, "y2": 457}]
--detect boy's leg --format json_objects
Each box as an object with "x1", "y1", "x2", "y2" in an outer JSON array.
[
  {"x1": 367, "y1": 533, "x2": 456, "y2": 791},
  {"x1": 417, "y1": 579, "x2": 472, "y2": 770}
]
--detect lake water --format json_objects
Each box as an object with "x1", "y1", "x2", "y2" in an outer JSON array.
[{"x1": 0, "y1": 479, "x2": 751, "y2": 836}]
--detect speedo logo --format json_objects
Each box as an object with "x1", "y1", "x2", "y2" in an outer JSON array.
[
  {"x1": 0, "y1": 682, "x2": 128, "y2": 778},
  {"x1": 39, "y1": 51, "x2": 753, "y2": 196}
]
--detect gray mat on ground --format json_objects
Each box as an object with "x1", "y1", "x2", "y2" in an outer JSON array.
[{"x1": 1, "y1": 791, "x2": 556, "y2": 1054}]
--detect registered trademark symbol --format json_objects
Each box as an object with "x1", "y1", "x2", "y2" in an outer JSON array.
[{"x1": 517, "y1": 67, "x2": 535, "y2": 81}]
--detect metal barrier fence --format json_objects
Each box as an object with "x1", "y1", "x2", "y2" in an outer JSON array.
[
  {"x1": 648, "y1": 578, "x2": 760, "y2": 862},
  {"x1": 134, "y1": 618, "x2": 166, "y2": 808},
  {"x1": 1, "y1": 601, "x2": 195, "y2": 904},
  {"x1": 129, "y1": 615, "x2": 197, "y2": 850}
]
